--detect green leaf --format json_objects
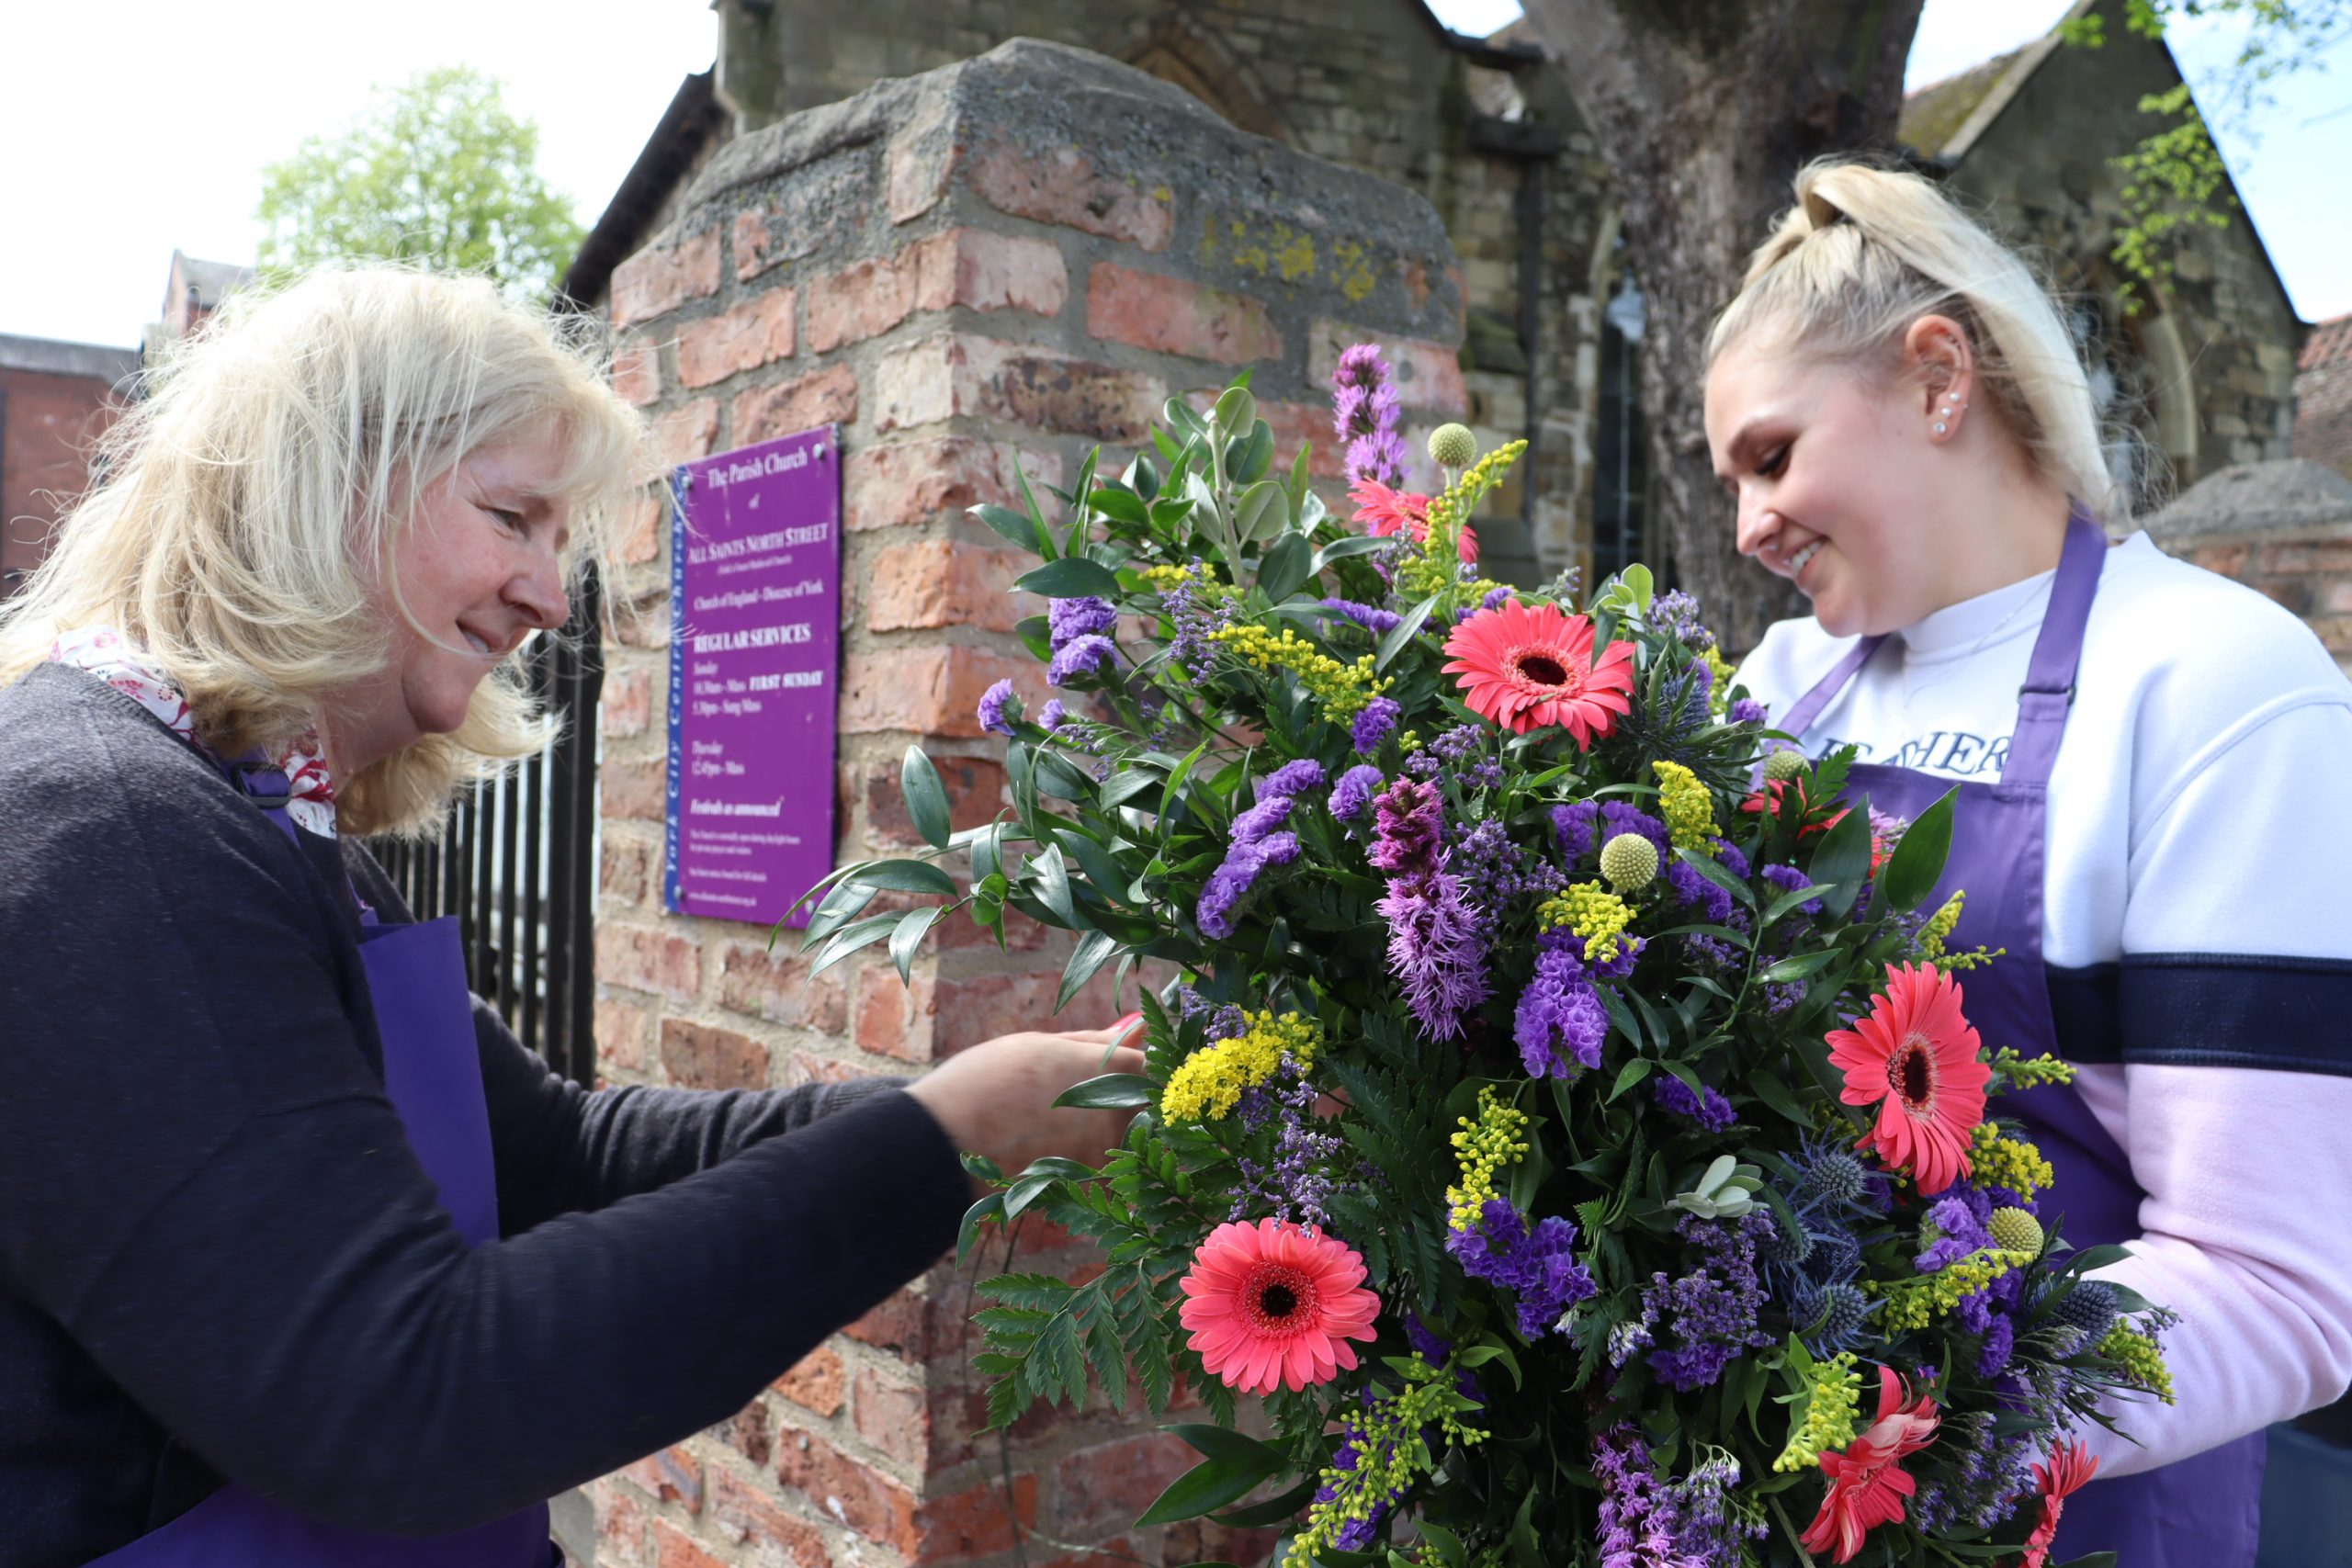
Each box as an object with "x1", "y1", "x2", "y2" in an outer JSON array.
[
  {"x1": 1748, "y1": 1068, "x2": 1810, "y2": 1125},
  {"x1": 1030, "y1": 842, "x2": 1078, "y2": 927},
  {"x1": 1211, "y1": 1477, "x2": 1318, "y2": 1529},
  {"x1": 1210, "y1": 385, "x2": 1257, "y2": 436},
  {"x1": 1053, "y1": 1072, "x2": 1159, "y2": 1110},
  {"x1": 846, "y1": 858, "x2": 959, "y2": 897},
  {"x1": 1231, "y1": 419, "x2": 1275, "y2": 484},
  {"x1": 1877, "y1": 787, "x2": 1958, "y2": 913},
  {"x1": 972, "y1": 502, "x2": 1041, "y2": 553},
  {"x1": 1088, "y1": 487, "x2": 1150, "y2": 526},
  {"x1": 900, "y1": 746, "x2": 953, "y2": 851},
  {"x1": 888, "y1": 908, "x2": 933, "y2": 983},
  {"x1": 1167, "y1": 1422, "x2": 1289, "y2": 1469},
  {"x1": 1375, "y1": 594, "x2": 1438, "y2": 671},
  {"x1": 1100, "y1": 770, "x2": 1161, "y2": 810},
  {"x1": 1609, "y1": 1057, "x2": 1655, "y2": 1101},
  {"x1": 1807, "y1": 793, "x2": 1875, "y2": 917},
  {"x1": 1674, "y1": 847, "x2": 1757, "y2": 908},
  {"x1": 1759, "y1": 949, "x2": 1840, "y2": 984},
  {"x1": 1235, "y1": 479, "x2": 1287, "y2": 543},
  {"x1": 1136, "y1": 1453, "x2": 1286, "y2": 1529},
  {"x1": 1015, "y1": 557, "x2": 1123, "y2": 599},
  {"x1": 1056, "y1": 929, "x2": 1120, "y2": 1010},
  {"x1": 1760, "y1": 881, "x2": 1831, "y2": 928},
  {"x1": 1258, "y1": 531, "x2": 1314, "y2": 603},
  {"x1": 1311, "y1": 534, "x2": 1393, "y2": 572}
]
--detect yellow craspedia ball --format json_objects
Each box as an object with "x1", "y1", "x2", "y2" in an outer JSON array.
[
  {"x1": 1989, "y1": 1206, "x2": 2045, "y2": 1257},
  {"x1": 1762, "y1": 748, "x2": 1809, "y2": 783},
  {"x1": 1599, "y1": 831, "x2": 1659, "y2": 894},
  {"x1": 1427, "y1": 423, "x2": 1477, "y2": 468}
]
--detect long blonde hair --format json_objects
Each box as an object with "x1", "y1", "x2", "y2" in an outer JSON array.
[
  {"x1": 0, "y1": 266, "x2": 652, "y2": 836},
  {"x1": 1709, "y1": 158, "x2": 2117, "y2": 520}
]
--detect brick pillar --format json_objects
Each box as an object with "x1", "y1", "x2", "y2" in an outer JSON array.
[{"x1": 590, "y1": 38, "x2": 1464, "y2": 1568}]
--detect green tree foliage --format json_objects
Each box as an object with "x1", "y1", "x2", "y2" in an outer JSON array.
[
  {"x1": 2064, "y1": 1, "x2": 2346, "y2": 299},
  {"x1": 255, "y1": 66, "x2": 584, "y2": 299}
]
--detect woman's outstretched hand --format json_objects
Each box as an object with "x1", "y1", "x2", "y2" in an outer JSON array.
[{"x1": 906, "y1": 1021, "x2": 1146, "y2": 1182}]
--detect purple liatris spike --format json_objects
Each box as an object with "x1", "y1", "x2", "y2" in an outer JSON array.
[
  {"x1": 1331, "y1": 343, "x2": 1407, "y2": 488},
  {"x1": 976, "y1": 678, "x2": 1016, "y2": 736},
  {"x1": 1046, "y1": 633, "x2": 1116, "y2": 686},
  {"x1": 1046, "y1": 595, "x2": 1117, "y2": 650},
  {"x1": 1368, "y1": 776, "x2": 1443, "y2": 877},
  {"x1": 1376, "y1": 869, "x2": 1490, "y2": 1039}
]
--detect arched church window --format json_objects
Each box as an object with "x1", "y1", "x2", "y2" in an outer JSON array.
[{"x1": 1594, "y1": 237, "x2": 1650, "y2": 588}]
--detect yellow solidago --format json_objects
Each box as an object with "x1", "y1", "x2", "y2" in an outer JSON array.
[
  {"x1": 1969, "y1": 1122, "x2": 2056, "y2": 1201},
  {"x1": 1140, "y1": 563, "x2": 1195, "y2": 591},
  {"x1": 1652, "y1": 761, "x2": 1718, "y2": 853},
  {"x1": 1870, "y1": 1248, "x2": 2035, "y2": 1331},
  {"x1": 1774, "y1": 1350, "x2": 1864, "y2": 1472},
  {"x1": 1538, "y1": 882, "x2": 1636, "y2": 965},
  {"x1": 1917, "y1": 889, "x2": 2003, "y2": 971},
  {"x1": 1396, "y1": 441, "x2": 1527, "y2": 600},
  {"x1": 1703, "y1": 646, "x2": 1738, "y2": 717},
  {"x1": 1446, "y1": 1086, "x2": 1529, "y2": 1230},
  {"x1": 1207, "y1": 624, "x2": 1390, "y2": 722},
  {"x1": 1991, "y1": 1047, "x2": 2077, "y2": 1091},
  {"x1": 1295, "y1": 1354, "x2": 1487, "y2": 1561},
  {"x1": 2098, "y1": 1323, "x2": 2177, "y2": 1404},
  {"x1": 1159, "y1": 1010, "x2": 1320, "y2": 1123}
]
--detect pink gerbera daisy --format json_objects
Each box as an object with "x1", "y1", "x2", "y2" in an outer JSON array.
[
  {"x1": 1349, "y1": 477, "x2": 1478, "y2": 565},
  {"x1": 1177, "y1": 1218, "x2": 1381, "y2": 1394},
  {"x1": 1800, "y1": 1366, "x2": 1941, "y2": 1562},
  {"x1": 1824, "y1": 964, "x2": 1992, "y2": 1196},
  {"x1": 2020, "y1": 1438, "x2": 2098, "y2": 1568},
  {"x1": 1441, "y1": 600, "x2": 1635, "y2": 744}
]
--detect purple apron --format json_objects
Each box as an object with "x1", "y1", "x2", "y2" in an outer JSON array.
[
  {"x1": 1773, "y1": 508, "x2": 2265, "y2": 1566},
  {"x1": 85, "y1": 770, "x2": 556, "y2": 1566}
]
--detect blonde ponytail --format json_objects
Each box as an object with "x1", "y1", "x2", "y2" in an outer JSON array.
[{"x1": 1710, "y1": 159, "x2": 2117, "y2": 520}]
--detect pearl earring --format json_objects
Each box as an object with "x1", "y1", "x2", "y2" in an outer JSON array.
[{"x1": 1934, "y1": 421, "x2": 1948, "y2": 434}]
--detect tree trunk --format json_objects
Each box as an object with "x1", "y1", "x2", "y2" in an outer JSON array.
[{"x1": 1517, "y1": 0, "x2": 1925, "y2": 653}]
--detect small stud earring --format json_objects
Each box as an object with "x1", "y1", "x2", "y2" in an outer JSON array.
[{"x1": 1934, "y1": 421, "x2": 1949, "y2": 435}]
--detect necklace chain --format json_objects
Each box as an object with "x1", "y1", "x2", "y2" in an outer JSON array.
[{"x1": 1899, "y1": 580, "x2": 2050, "y2": 710}]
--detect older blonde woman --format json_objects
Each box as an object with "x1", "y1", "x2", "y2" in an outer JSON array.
[{"x1": 0, "y1": 268, "x2": 1136, "y2": 1567}]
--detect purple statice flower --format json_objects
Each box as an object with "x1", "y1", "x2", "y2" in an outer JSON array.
[
  {"x1": 1229, "y1": 793, "x2": 1296, "y2": 848},
  {"x1": 1715, "y1": 840, "x2": 1750, "y2": 878},
  {"x1": 1311, "y1": 1407, "x2": 1407, "y2": 1553},
  {"x1": 1641, "y1": 1213, "x2": 1776, "y2": 1393},
  {"x1": 1914, "y1": 1415, "x2": 2040, "y2": 1533},
  {"x1": 1481, "y1": 583, "x2": 1512, "y2": 612},
  {"x1": 1331, "y1": 343, "x2": 1408, "y2": 488},
  {"x1": 1976, "y1": 1313, "x2": 2018, "y2": 1378},
  {"x1": 1229, "y1": 1056, "x2": 1351, "y2": 1228},
  {"x1": 1447, "y1": 1199, "x2": 1597, "y2": 1337},
  {"x1": 1648, "y1": 589, "x2": 1717, "y2": 652},
  {"x1": 1177, "y1": 987, "x2": 1247, "y2": 1047},
  {"x1": 1515, "y1": 931, "x2": 1610, "y2": 1080},
  {"x1": 1377, "y1": 870, "x2": 1490, "y2": 1040},
  {"x1": 1195, "y1": 831, "x2": 1302, "y2": 940},
  {"x1": 1551, "y1": 800, "x2": 1601, "y2": 863},
  {"x1": 1602, "y1": 801, "x2": 1671, "y2": 858},
  {"x1": 1261, "y1": 759, "x2": 1326, "y2": 799},
  {"x1": 1664, "y1": 857, "x2": 1735, "y2": 925},
  {"x1": 1592, "y1": 1425, "x2": 1703, "y2": 1568},
  {"x1": 1448, "y1": 818, "x2": 1565, "y2": 913},
  {"x1": 1760, "y1": 862, "x2": 1822, "y2": 918},
  {"x1": 976, "y1": 678, "x2": 1017, "y2": 736},
  {"x1": 1330, "y1": 763, "x2": 1385, "y2": 822},
  {"x1": 1046, "y1": 634, "x2": 1116, "y2": 686},
  {"x1": 1652, "y1": 1074, "x2": 1737, "y2": 1133},
  {"x1": 1163, "y1": 564, "x2": 1234, "y2": 680},
  {"x1": 1917, "y1": 1187, "x2": 1994, "y2": 1273},
  {"x1": 1038, "y1": 698, "x2": 1067, "y2": 732},
  {"x1": 1320, "y1": 596, "x2": 1402, "y2": 636},
  {"x1": 1870, "y1": 806, "x2": 1911, "y2": 856},
  {"x1": 1659, "y1": 1450, "x2": 1765, "y2": 1564},
  {"x1": 1406, "y1": 723, "x2": 1492, "y2": 784},
  {"x1": 1403, "y1": 1311, "x2": 1451, "y2": 1363},
  {"x1": 1368, "y1": 776, "x2": 1443, "y2": 877},
  {"x1": 1727, "y1": 695, "x2": 1768, "y2": 726},
  {"x1": 1681, "y1": 931, "x2": 1744, "y2": 973},
  {"x1": 1351, "y1": 694, "x2": 1401, "y2": 756},
  {"x1": 1046, "y1": 595, "x2": 1118, "y2": 650}
]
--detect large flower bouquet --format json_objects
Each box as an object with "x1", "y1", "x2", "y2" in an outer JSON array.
[{"x1": 801, "y1": 352, "x2": 2171, "y2": 1568}]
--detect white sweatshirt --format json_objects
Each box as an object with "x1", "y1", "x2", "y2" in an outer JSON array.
[{"x1": 1736, "y1": 532, "x2": 2352, "y2": 1477}]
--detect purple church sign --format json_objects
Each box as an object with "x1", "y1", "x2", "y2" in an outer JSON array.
[{"x1": 664, "y1": 425, "x2": 841, "y2": 928}]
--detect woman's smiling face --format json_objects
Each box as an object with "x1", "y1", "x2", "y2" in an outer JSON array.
[
  {"x1": 1704, "y1": 337, "x2": 1947, "y2": 640},
  {"x1": 325, "y1": 431, "x2": 574, "y2": 773}
]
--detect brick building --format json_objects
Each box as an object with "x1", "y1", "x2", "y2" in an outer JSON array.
[
  {"x1": 2294, "y1": 313, "x2": 2352, "y2": 480},
  {"x1": 0, "y1": 333, "x2": 137, "y2": 596},
  {"x1": 566, "y1": 0, "x2": 2310, "y2": 592}
]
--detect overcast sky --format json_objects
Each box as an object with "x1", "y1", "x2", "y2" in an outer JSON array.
[{"x1": 1, "y1": 0, "x2": 2341, "y2": 350}]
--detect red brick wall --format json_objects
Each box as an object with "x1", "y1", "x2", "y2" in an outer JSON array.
[
  {"x1": 0, "y1": 366, "x2": 123, "y2": 592},
  {"x1": 590, "y1": 39, "x2": 1464, "y2": 1568},
  {"x1": 2161, "y1": 525, "x2": 2352, "y2": 678}
]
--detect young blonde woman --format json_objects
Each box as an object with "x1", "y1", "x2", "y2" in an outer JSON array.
[
  {"x1": 0, "y1": 268, "x2": 1139, "y2": 1567},
  {"x1": 1714, "y1": 159, "x2": 2352, "y2": 1567}
]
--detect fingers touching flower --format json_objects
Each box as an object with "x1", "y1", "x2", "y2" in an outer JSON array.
[
  {"x1": 1825, "y1": 964, "x2": 1991, "y2": 1196},
  {"x1": 1179, "y1": 1219, "x2": 1381, "y2": 1394},
  {"x1": 1442, "y1": 600, "x2": 1634, "y2": 744}
]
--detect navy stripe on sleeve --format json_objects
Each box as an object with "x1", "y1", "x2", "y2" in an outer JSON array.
[{"x1": 2048, "y1": 954, "x2": 2352, "y2": 1074}]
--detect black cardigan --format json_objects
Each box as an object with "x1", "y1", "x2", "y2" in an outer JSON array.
[{"x1": 0, "y1": 662, "x2": 968, "y2": 1565}]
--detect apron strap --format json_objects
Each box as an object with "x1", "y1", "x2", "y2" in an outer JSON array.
[{"x1": 2003, "y1": 505, "x2": 2108, "y2": 790}]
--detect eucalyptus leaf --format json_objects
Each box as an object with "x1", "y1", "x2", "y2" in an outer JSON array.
[
  {"x1": 1209, "y1": 386, "x2": 1257, "y2": 436},
  {"x1": 1258, "y1": 531, "x2": 1314, "y2": 603},
  {"x1": 1236, "y1": 479, "x2": 1287, "y2": 543}
]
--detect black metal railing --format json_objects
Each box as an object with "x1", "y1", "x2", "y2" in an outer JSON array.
[{"x1": 370, "y1": 570, "x2": 604, "y2": 1085}]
